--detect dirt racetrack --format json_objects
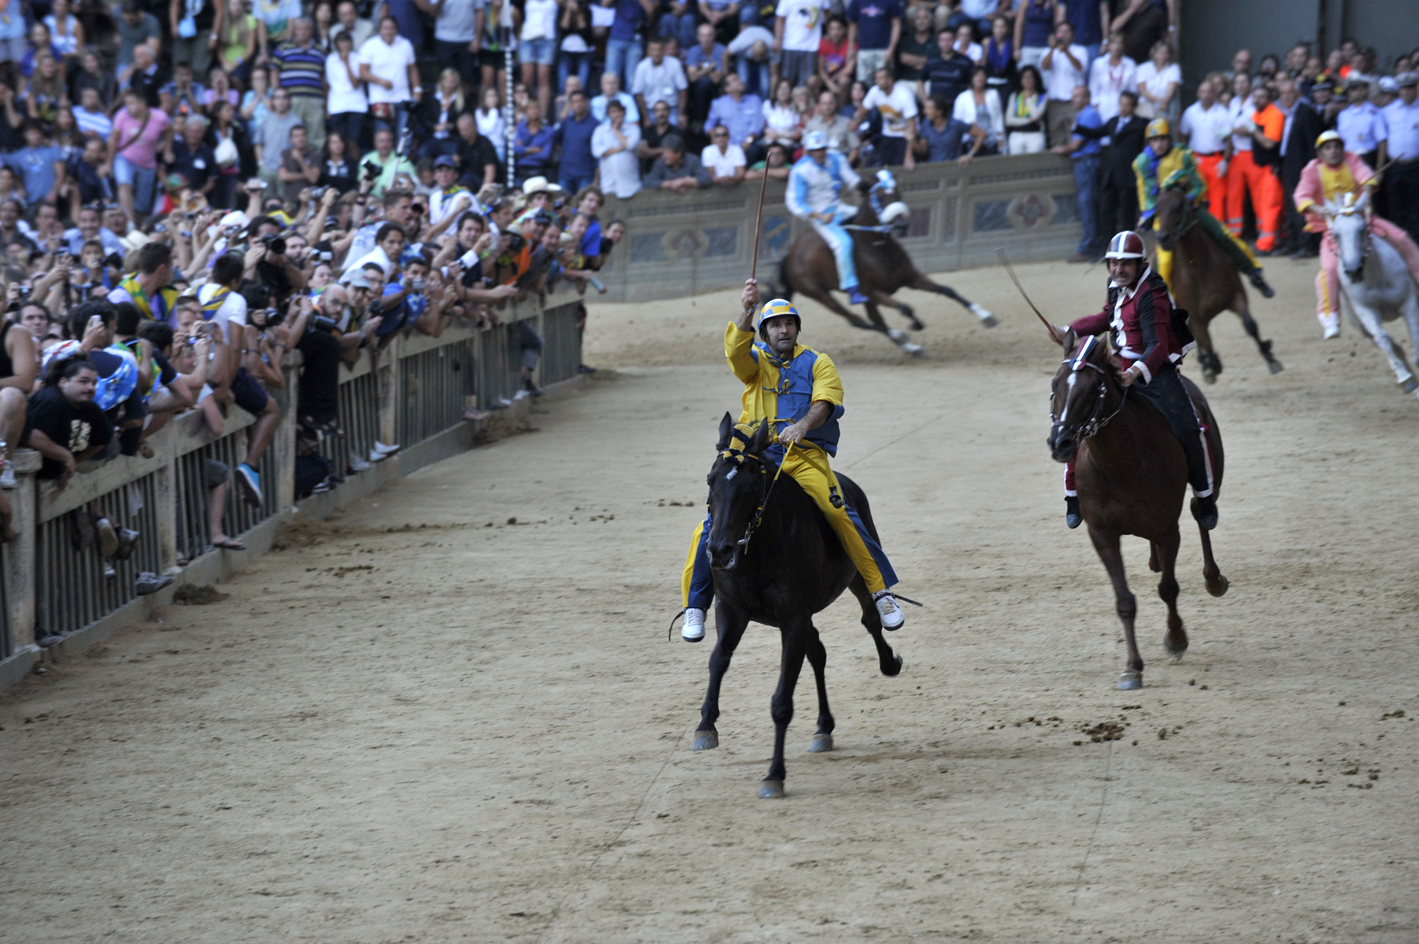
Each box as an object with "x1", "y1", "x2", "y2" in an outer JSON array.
[{"x1": 2, "y1": 256, "x2": 1418, "y2": 943}]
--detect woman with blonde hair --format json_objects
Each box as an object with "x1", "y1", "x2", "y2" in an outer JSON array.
[
  {"x1": 419, "y1": 67, "x2": 468, "y2": 158},
  {"x1": 476, "y1": 85, "x2": 508, "y2": 164},
  {"x1": 25, "y1": 51, "x2": 66, "y2": 126}
]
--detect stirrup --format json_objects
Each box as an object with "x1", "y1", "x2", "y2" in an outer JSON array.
[
  {"x1": 848, "y1": 289, "x2": 869, "y2": 305},
  {"x1": 1065, "y1": 496, "x2": 1082, "y2": 529},
  {"x1": 1192, "y1": 495, "x2": 1218, "y2": 531},
  {"x1": 1248, "y1": 270, "x2": 1275, "y2": 298}
]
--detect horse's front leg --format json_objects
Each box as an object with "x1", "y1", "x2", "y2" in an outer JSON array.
[
  {"x1": 1349, "y1": 291, "x2": 1416, "y2": 388},
  {"x1": 803, "y1": 625, "x2": 835, "y2": 753},
  {"x1": 1232, "y1": 291, "x2": 1283, "y2": 374},
  {"x1": 906, "y1": 272, "x2": 997, "y2": 326},
  {"x1": 694, "y1": 601, "x2": 748, "y2": 751},
  {"x1": 1086, "y1": 524, "x2": 1143, "y2": 690},
  {"x1": 1398, "y1": 291, "x2": 1419, "y2": 398},
  {"x1": 761, "y1": 619, "x2": 811, "y2": 798},
  {"x1": 797, "y1": 285, "x2": 883, "y2": 332}
]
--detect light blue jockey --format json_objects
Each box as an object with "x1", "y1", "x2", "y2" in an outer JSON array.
[{"x1": 786, "y1": 129, "x2": 868, "y2": 305}]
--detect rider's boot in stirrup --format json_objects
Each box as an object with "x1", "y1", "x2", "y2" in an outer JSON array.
[
  {"x1": 873, "y1": 590, "x2": 904, "y2": 630},
  {"x1": 1248, "y1": 269, "x2": 1276, "y2": 298},
  {"x1": 1192, "y1": 494, "x2": 1219, "y2": 531},
  {"x1": 681, "y1": 607, "x2": 706, "y2": 642},
  {"x1": 1065, "y1": 495, "x2": 1083, "y2": 529}
]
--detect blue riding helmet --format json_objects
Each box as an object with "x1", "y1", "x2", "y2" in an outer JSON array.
[{"x1": 756, "y1": 298, "x2": 801, "y2": 338}]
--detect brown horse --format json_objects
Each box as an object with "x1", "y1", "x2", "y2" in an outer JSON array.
[
  {"x1": 1046, "y1": 331, "x2": 1229, "y2": 690},
  {"x1": 1153, "y1": 185, "x2": 1283, "y2": 382},
  {"x1": 776, "y1": 173, "x2": 997, "y2": 355}
]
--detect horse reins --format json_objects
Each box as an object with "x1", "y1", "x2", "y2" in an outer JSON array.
[
  {"x1": 1053, "y1": 336, "x2": 1130, "y2": 441},
  {"x1": 736, "y1": 442, "x2": 795, "y2": 549}
]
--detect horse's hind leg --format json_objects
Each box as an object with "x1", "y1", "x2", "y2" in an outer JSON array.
[
  {"x1": 1197, "y1": 522, "x2": 1229, "y2": 597},
  {"x1": 762, "y1": 619, "x2": 811, "y2": 799},
  {"x1": 1087, "y1": 525, "x2": 1143, "y2": 690},
  {"x1": 905, "y1": 271, "x2": 997, "y2": 326},
  {"x1": 1156, "y1": 527, "x2": 1187, "y2": 658},
  {"x1": 1350, "y1": 295, "x2": 1417, "y2": 389},
  {"x1": 797, "y1": 284, "x2": 883, "y2": 333},
  {"x1": 1233, "y1": 290, "x2": 1283, "y2": 374},
  {"x1": 1399, "y1": 290, "x2": 1419, "y2": 398},
  {"x1": 804, "y1": 627, "x2": 835, "y2": 752},
  {"x1": 694, "y1": 601, "x2": 749, "y2": 751},
  {"x1": 1189, "y1": 310, "x2": 1221, "y2": 383},
  {"x1": 850, "y1": 575, "x2": 903, "y2": 676}
]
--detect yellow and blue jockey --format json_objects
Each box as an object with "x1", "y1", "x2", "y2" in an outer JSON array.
[{"x1": 680, "y1": 293, "x2": 902, "y2": 641}]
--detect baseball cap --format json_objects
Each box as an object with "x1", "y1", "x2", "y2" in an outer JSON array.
[
  {"x1": 1347, "y1": 75, "x2": 1370, "y2": 89},
  {"x1": 1379, "y1": 76, "x2": 1399, "y2": 93},
  {"x1": 803, "y1": 129, "x2": 829, "y2": 150},
  {"x1": 343, "y1": 272, "x2": 372, "y2": 289},
  {"x1": 1398, "y1": 71, "x2": 1417, "y2": 88},
  {"x1": 434, "y1": 154, "x2": 457, "y2": 169}
]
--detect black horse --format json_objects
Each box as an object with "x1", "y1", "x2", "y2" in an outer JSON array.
[{"x1": 693, "y1": 415, "x2": 903, "y2": 798}]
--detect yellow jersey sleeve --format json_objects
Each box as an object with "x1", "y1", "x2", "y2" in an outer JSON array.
[
  {"x1": 810, "y1": 351, "x2": 845, "y2": 407},
  {"x1": 725, "y1": 322, "x2": 760, "y2": 384}
]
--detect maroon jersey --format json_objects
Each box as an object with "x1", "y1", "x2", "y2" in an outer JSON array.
[{"x1": 1069, "y1": 268, "x2": 1193, "y2": 383}]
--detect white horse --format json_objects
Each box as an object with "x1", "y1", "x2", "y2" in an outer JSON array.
[{"x1": 1327, "y1": 191, "x2": 1419, "y2": 401}]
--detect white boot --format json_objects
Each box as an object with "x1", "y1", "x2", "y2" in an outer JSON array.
[
  {"x1": 873, "y1": 590, "x2": 904, "y2": 630},
  {"x1": 681, "y1": 607, "x2": 706, "y2": 642},
  {"x1": 1320, "y1": 312, "x2": 1340, "y2": 339}
]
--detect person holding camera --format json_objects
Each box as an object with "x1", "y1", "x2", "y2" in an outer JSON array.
[
  {"x1": 358, "y1": 127, "x2": 418, "y2": 199},
  {"x1": 197, "y1": 251, "x2": 280, "y2": 505}
]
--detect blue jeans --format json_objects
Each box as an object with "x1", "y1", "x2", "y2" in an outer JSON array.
[
  {"x1": 1073, "y1": 153, "x2": 1101, "y2": 255},
  {"x1": 559, "y1": 172, "x2": 595, "y2": 193},
  {"x1": 113, "y1": 154, "x2": 158, "y2": 216},
  {"x1": 557, "y1": 51, "x2": 591, "y2": 94},
  {"x1": 605, "y1": 37, "x2": 643, "y2": 88},
  {"x1": 657, "y1": 11, "x2": 697, "y2": 48},
  {"x1": 735, "y1": 55, "x2": 771, "y2": 98}
]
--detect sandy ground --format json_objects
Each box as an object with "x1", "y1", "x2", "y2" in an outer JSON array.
[{"x1": 2, "y1": 255, "x2": 1418, "y2": 944}]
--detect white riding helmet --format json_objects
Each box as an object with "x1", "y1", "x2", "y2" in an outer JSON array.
[{"x1": 1104, "y1": 230, "x2": 1147, "y2": 259}]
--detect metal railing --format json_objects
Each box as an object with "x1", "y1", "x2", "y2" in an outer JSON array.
[{"x1": 0, "y1": 287, "x2": 583, "y2": 668}]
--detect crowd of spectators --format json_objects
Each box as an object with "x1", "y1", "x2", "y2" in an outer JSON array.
[{"x1": 1050, "y1": 35, "x2": 1419, "y2": 261}]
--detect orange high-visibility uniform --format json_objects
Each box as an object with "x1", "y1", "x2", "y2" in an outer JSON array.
[
  {"x1": 1226, "y1": 103, "x2": 1285, "y2": 251},
  {"x1": 1194, "y1": 152, "x2": 1227, "y2": 218}
]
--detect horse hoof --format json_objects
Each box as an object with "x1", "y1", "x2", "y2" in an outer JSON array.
[
  {"x1": 882, "y1": 654, "x2": 903, "y2": 677},
  {"x1": 759, "y1": 780, "x2": 785, "y2": 799},
  {"x1": 1206, "y1": 575, "x2": 1230, "y2": 598},
  {"x1": 887, "y1": 328, "x2": 908, "y2": 343},
  {"x1": 1163, "y1": 635, "x2": 1189, "y2": 656},
  {"x1": 809, "y1": 734, "x2": 834, "y2": 753},
  {"x1": 691, "y1": 731, "x2": 719, "y2": 751},
  {"x1": 1269, "y1": 360, "x2": 1285, "y2": 374},
  {"x1": 971, "y1": 304, "x2": 998, "y2": 327},
  {"x1": 1202, "y1": 371, "x2": 1217, "y2": 385},
  {"x1": 1402, "y1": 376, "x2": 1419, "y2": 394},
  {"x1": 1115, "y1": 672, "x2": 1143, "y2": 691},
  {"x1": 901, "y1": 343, "x2": 924, "y2": 356}
]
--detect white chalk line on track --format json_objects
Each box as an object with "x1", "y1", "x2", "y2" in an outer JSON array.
[
  {"x1": 1069, "y1": 739, "x2": 1115, "y2": 911},
  {"x1": 839, "y1": 412, "x2": 951, "y2": 472},
  {"x1": 533, "y1": 727, "x2": 693, "y2": 943}
]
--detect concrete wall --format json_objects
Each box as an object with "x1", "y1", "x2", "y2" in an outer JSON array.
[{"x1": 594, "y1": 152, "x2": 1085, "y2": 304}]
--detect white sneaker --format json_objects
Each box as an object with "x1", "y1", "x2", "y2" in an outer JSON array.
[
  {"x1": 348, "y1": 451, "x2": 371, "y2": 472},
  {"x1": 0, "y1": 464, "x2": 15, "y2": 489},
  {"x1": 372, "y1": 440, "x2": 401, "y2": 458},
  {"x1": 1321, "y1": 314, "x2": 1340, "y2": 340},
  {"x1": 681, "y1": 607, "x2": 706, "y2": 642},
  {"x1": 873, "y1": 590, "x2": 904, "y2": 630}
]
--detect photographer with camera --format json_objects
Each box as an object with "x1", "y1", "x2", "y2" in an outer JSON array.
[
  {"x1": 197, "y1": 251, "x2": 282, "y2": 505},
  {"x1": 295, "y1": 279, "x2": 382, "y2": 443},
  {"x1": 243, "y1": 215, "x2": 308, "y2": 309},
  {"x1": 358, "y1": 127, "x2": 418, "y2": 199},
  {"x1": 339, "y1": 187, "x2": 416, "y2": 265}
]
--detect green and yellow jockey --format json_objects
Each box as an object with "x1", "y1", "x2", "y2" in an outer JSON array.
[{"x1": 1133, "y1": 118, "x2": 1274, "y2": 298}]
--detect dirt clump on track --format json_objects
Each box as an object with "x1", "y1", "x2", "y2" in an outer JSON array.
[{"x1": 1, "y1": 258, "x2": 1417, "y2": 943}]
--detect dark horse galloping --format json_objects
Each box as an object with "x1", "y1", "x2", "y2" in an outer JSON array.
[
  {"x1": 1047, "y1": 332, "x2": 1229, "y2": 690},
  {"x1": 694, "y1": 415, "x2": 902, "y2": 798},
  {"x1": 776, "y1": 173, "x2": 997, "y2": 356},
  {"x1": 1153, "y1": 184, "x2": 1284, "y2": 383}
]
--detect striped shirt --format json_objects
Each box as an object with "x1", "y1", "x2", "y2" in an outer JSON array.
[
  {"x1": 273, "y1": 41, "x2": 326, "y2": 98},
  {"x1": 74, "y1": 105, "x2": 113, "y2": 138}
]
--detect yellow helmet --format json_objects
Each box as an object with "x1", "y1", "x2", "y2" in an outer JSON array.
[
  {"x1": 1316, "y1": 129, "x2": 1343, "y2": 148},
  {"x1": 1145, "y1": 118, "x2": 1171, "y2": 139},
  {"x1": 756, "y1": 298, "x2": 801, "y2": 338}
]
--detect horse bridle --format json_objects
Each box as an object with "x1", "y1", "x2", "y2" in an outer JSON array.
[
  {"x1": 1051, "y1": 335, "x2": 1130, "y2": 442},
  {"x1": 710, "y1": 439, "x2": 793, "y2": 551}
]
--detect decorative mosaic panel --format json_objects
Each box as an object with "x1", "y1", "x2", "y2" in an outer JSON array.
[
  {"x1": 974, "y1": 199, "x2": 1013, "y2": 232},
  {"x1": 630, "y1": 232, "x2": 667, "y2": 263},
  {"x1": 704, "y1": 226, "x2": 738, "y2": 257},
  {"x1": 1052, "y1": 193, "x2": 1081, "y2": 225}
]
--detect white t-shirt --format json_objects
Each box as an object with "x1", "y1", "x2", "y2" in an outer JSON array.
[
  {"x1": 436, "y1": 0, "x2": 482, "y2": 42},
  {"x1": 775, "y1": 0, "x2": 827, "y2": 52},
  {"x1": 631, "y1": 56, "x2": 689, "y2": 110},
  {"x1": 345, "y1": 245, "x2": 395, "y2": 279},
  {"x1": 325, "y1": 50, "x2": 368, "y2": 114},
  {"x1": 701, "y1": 142, "x2": 747, "y2": 179},
  {"x1": 1042, "y1": 43, "x2": 1089, "y2": 101},
  {"x1": 1228, "y1": 98, "x2": 1255, "y2": 152},
  {"x1": 953, "y1": 40, "x2": 983, "y2": 63},
  {"x1": 863, "y1": 83, "x2": 918, "y2": 137},
  {"x1": 1178, "y1": 101, "x2": 1232, "y2": 154},
  {"x1": 1088, "y1": 55, "x2": 1137, "y2": 122},
  {"x1": 1134, "y1": 60, "x2": 1181, "y2": 119},
  {"x1": 360, "y1": 35, "x2": 417, "y2": 104},
  {"x1": 520, "y1": 0, "x2": 558, "y2": 40},
  {"x1": 197, "y1": 283, "x2": 249, "y2": 343}
]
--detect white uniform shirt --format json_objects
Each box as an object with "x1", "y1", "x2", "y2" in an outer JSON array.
[
  {"x1": 360, "y1": 35, "x2": 417, "y2": 104},
  {"x1": 1337, "y1": 101, "x2": 1385, "y2": 154},
  {"x1": 1042, "y1": 43, "x2": 1089, "y2": 102},
  {"x1": 785, "y1": 150, "x2": 859, "y2": 218},
  {"x1": 1088, "y1": 55, "x2": 1137, "y2": 122},
  {"x1": 1382, "y1": 97, "x2": 1419, "y2": 161},
  {"x1": 1178, "y1": 101, "x2": 1232, "y2": 154},
  {"x1": 863, "y1": 83, "x2": 918, "y2": 137},
  {"x1": 700, "y1": 142, "x2": 747, "y2": 179},
  {"x1": 1228, "y1": 98, "x2": 1255, "y2": 152}
]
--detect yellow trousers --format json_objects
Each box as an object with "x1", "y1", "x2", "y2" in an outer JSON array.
[{"x1": 681, "y1": 444, "x2": 896, "y2": 607}]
